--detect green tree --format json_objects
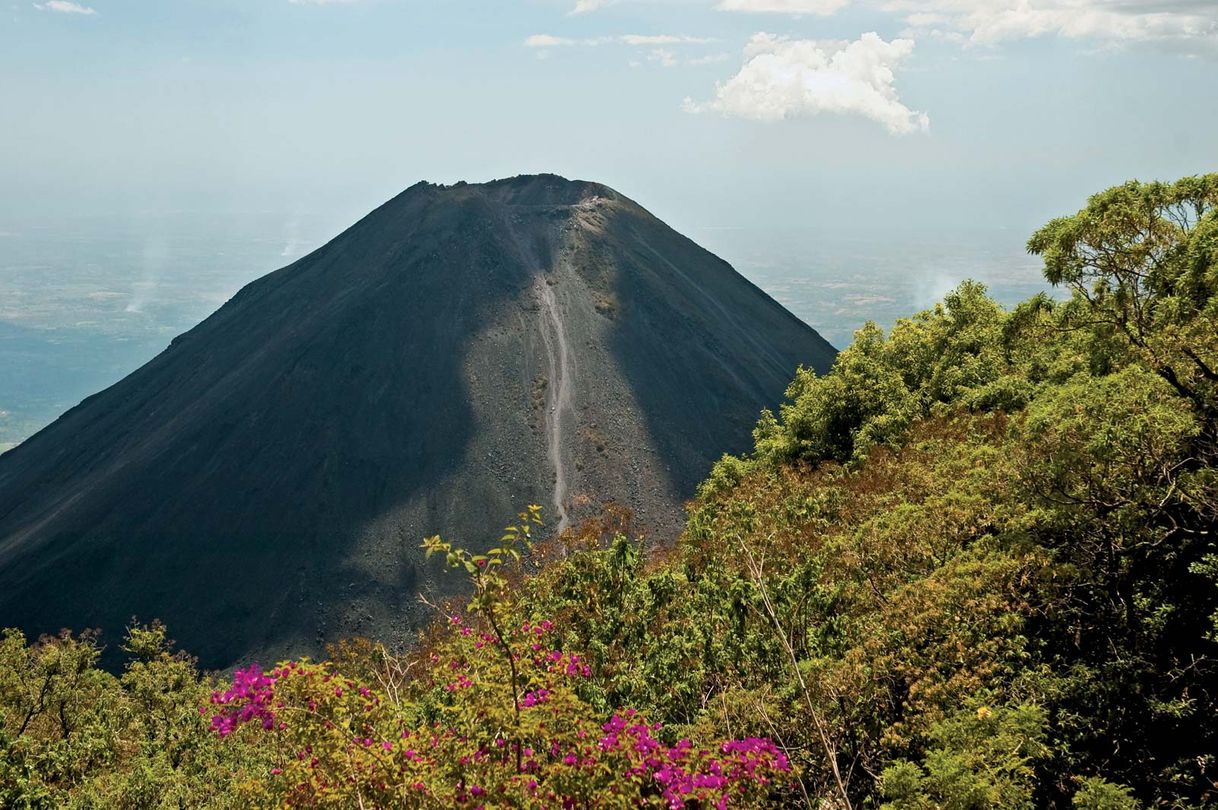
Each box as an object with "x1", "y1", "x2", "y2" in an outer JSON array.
[{"x1": 1028, "y1": 174, "x2": 1218, "y2": 419}]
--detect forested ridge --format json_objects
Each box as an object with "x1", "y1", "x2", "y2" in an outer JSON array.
[{"x1": 2, "y1": 175, "x2": 1216, "y2": 808}]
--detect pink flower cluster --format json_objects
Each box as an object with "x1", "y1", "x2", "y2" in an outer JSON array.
[
  {"x1": 207, "y1": 664, "x2": 279, "y2": 737},
  {"x1": 533, "y1": 648, "x2": 592, "y2": 679},
  {"x1": 598, "y1": 711, "x2": 791, "y2": 810},
  {"x1": 521, "y1": 688, "x2": 550, "y2": 707}
]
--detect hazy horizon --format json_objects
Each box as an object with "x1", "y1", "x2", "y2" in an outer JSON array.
[{"x1": 0, "y1": 195, "x2": 1048, "y2": 450}]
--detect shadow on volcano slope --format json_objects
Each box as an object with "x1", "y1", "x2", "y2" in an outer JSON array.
[{"x1": 0, "y1": 185, "x2": 547, "y2": 668}]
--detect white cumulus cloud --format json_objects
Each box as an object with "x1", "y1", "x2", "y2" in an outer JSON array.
[
  {"x1": 571, "y1": 0, "x2": 616, "y2": 12},
  {"x1": 884, "y1": 0, "x2": 1217, "y2": 47},
  {"x1": 34, "y1": 1, "x2": 96, "y2": 14},
  {"x1": 684, "y1": 32, "x2": 929, "y2": 134},
  {"x1": 525, "y1": 34, "x2": 582, "y2": 47},
  {"x1": 569, "y1": 0, "x2": 1215, "y2": 49},
  {"x1": 717, "y1": 0, "x2": 851, "y2": 15}
]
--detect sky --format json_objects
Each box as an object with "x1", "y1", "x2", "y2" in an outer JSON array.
[{"x1": 1, "y1": 0, "x2": 1216, "y2": 239}]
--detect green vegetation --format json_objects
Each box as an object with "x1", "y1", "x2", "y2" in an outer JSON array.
[
  {"x1": 0, "y1": 624, "x2": 267, "y2": 808},
  {"x1": 2, "y1": 174, "x2": 1216, "y2": 807}
]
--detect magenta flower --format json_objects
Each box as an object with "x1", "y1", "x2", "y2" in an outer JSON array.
[{"x1": 207, "y1": 664, "x2": 278, "y2": 738}]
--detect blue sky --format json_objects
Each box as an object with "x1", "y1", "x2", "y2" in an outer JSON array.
[{"x1": 2, "y1": 0, "x2": 1215, "y2": 237}]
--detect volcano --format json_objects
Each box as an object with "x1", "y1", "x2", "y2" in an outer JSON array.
[{"x1": 0, "y1": 175, "x2": 835, "y2": 667}]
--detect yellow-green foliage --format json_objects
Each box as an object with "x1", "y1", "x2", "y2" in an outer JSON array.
[
  {"x1": 880, "y1": 700, "x2": 1051, "y2": 810},
  {"x1": 0, "y1": 624, "x2": 266, "y2": 808}
]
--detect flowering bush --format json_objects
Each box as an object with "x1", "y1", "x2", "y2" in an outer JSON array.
[
  {"x1": 205, "y1": 614, "x2": 790, "y2": 807},
  {"x1": 205, "y1": 507, "x2": 792, "y2": 806}
]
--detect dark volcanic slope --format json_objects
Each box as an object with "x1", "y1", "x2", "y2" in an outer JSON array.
[{"x1": 0, "y1": 175, "x2": 835, "y2": 667}]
